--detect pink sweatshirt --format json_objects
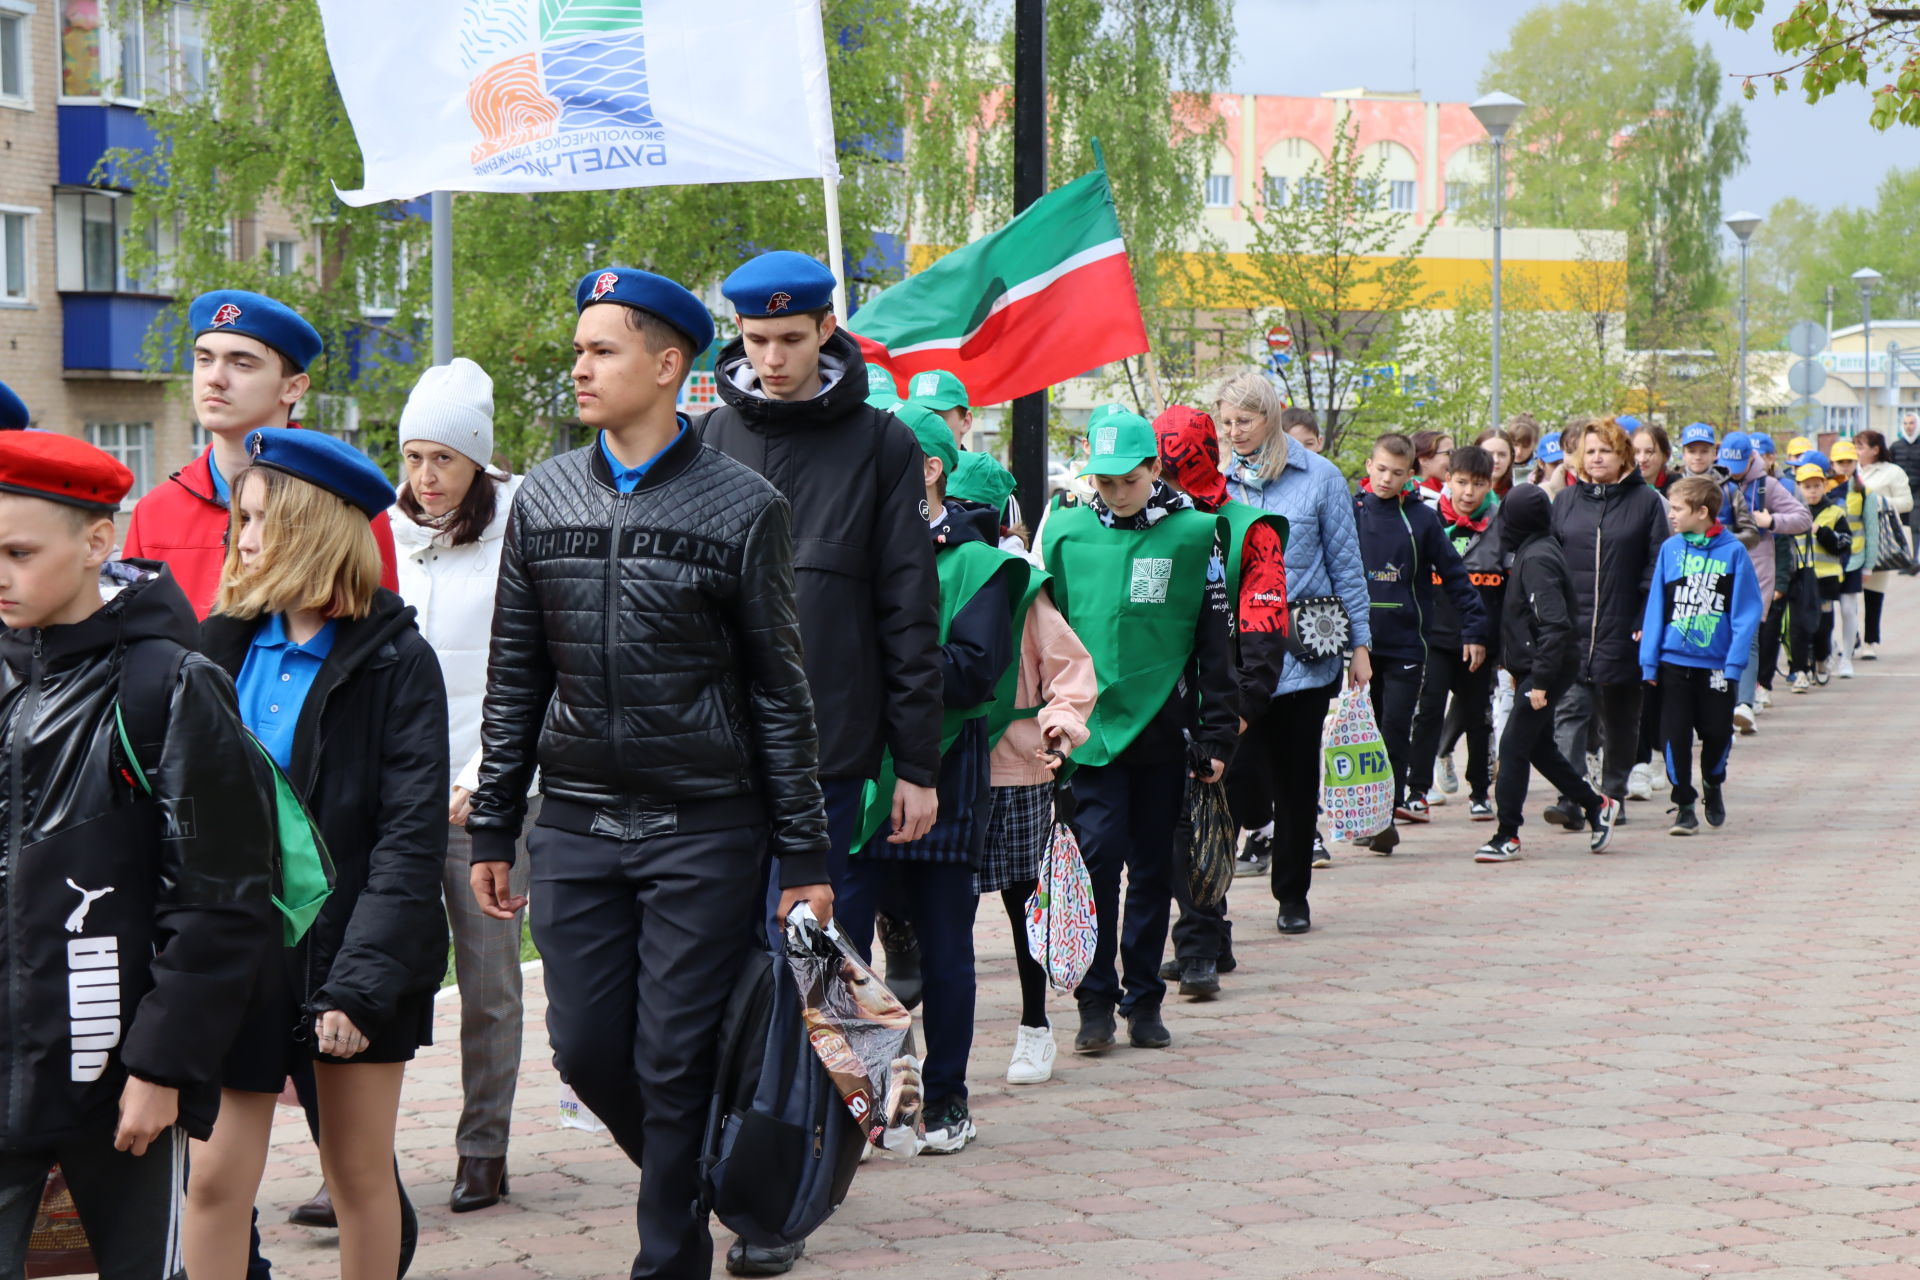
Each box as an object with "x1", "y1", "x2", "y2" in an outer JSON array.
[{"x1": 990, "y1": 589, "x2": 1097, "y2": 787}]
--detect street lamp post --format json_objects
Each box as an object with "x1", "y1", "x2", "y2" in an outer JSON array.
[
  {"x1": 1471, "y1": 92, "x2": 1525, "y2": 433},
  {"x1": 1726, "y1": 212, "x2": 1761, "y2": 431},
  {"x1": 1854, "y1": 267, "x2": 1882, "y2": 437}
]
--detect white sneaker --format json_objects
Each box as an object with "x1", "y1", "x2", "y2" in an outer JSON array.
[
  {"x1": 1006, "y1": 1024, "x2": 1057, "y2": 1085},
  {"x1": 1859, "y1": 644, "x2": 1878, "y2": 661},
  {"x1": 1425, "y1": 788, "x2": 1448, "y2": 806},
  {"x1": 1837, "y1": 654, "x2": 1855, "y2": 678},
  {"x1": 1438, "y1": 756, "x2": 1460, "y2": 794},
  {"x1": 1626, "y1": 762, "x2": 1653, "y2": 801},
  {"x1": 1756, "y1": 687, "x2": 1773, "y2": 709},
  {"x1": 1792, "y1": 672, "x2": 1812, "y2": 693},
  {"x1": 1732, "y1": 703, "x2": 1756, "y2": 735},
  {"x1": 1651, "y1": 768, "x2": 1669, "y2": 792}
]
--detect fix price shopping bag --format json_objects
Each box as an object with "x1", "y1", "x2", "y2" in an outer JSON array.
[{"x1": 1321, "y1": 687, "x2": 1393, "y2": 843}]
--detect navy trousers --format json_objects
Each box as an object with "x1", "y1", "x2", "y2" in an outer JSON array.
[
  {"x1": 763, "y1": 776, "x2": 866, "y2": 943},
  {"x1": 830, "y1": 857, "x2": 978, "y2": 1105},
  {"x1": 531, "y1": 821, "x2": 765, "y2": 1280},
  {"x1": 1070, "y1": 759, "x2": 1184, "y2": 1015}
]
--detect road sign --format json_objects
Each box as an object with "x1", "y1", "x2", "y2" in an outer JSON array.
[
  {"x1": 1266, "y1": 324, "x2": 1293, "y2": 353},
  {"x1": 1784, "y1": 398, "x2": 1822, "y2": 435},
  {"x1": 1787, "y1": 359, "x2": 1828, "y2": 396},
  {"x1": 1788, "y1": 321, "x2": 1828, "y2": 358}
]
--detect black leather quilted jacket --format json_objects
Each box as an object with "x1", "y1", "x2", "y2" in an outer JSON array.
[{"x1": 466, "y1": 426, "x2": 830, "y2": 883}]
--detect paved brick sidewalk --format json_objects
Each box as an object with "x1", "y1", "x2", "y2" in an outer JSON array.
[{"x1": 260, "y1": 589, "x2": 1920, "y2": 1280}]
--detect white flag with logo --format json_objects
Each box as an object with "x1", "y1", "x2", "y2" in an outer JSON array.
[{"x1": 315, "y1": 0, "x2": 838, "y2": 206}]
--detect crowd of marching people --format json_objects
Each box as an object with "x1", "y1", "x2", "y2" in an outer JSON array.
[{"x1": 1, "y1": 252, "x2": 1917, "y2": 1280}]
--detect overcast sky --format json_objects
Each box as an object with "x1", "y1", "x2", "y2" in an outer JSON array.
[{"x1": 1228, "y1": 0, "x2": 1916, "y2": 234}]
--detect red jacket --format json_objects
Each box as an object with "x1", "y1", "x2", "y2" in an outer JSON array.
[{"x1": 123, "y1": 448, "x2": 399, "y2": 619}]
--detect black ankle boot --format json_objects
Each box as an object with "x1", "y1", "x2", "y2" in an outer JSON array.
[{"x1": 1127, "y1": 1002, "x2": 1171, "y2": 1048}]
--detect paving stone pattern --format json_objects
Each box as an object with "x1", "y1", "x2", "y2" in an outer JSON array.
[{"x1": 261, "y1": 593, "x2": 1920, "y2": 1280}]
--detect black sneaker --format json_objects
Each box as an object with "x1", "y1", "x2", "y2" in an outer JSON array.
[
  {"x1": 1234, "y1": 830, "x2": 1273, "y2": 878},
  {"x1": 1074, "y1": 1002, "x2": 1117, "y2": 1054},
  {"x1": 727, "y1": 1241, "x2": 805, "y2": 1276},
  {"x1": 1703, "y1": 783, "x2": 1726, "y2": 828},
  {"x1": 1178, "y1": 958, "x2": 1220, "y2": 1000},
  {"x1": 1216, "y1": 945, "x2": 1237, "y2": 974},
  {"x1": 1587, "y1": 796, "x2": 1620, "y2": 853},
  {"x1": 1542, "y1": 801, "x2": 1582, "y2": 830},
  {"x1": 1310, "y1": 831, "x2": 1331, "y2": 868},
  {"x1": 1126, "y1": 1003, "x2": 1172, "y2": 1048},
  {"x1": 1474, "y1": 836, "x2": 1522, "y2": 863},
  {"x1": 1369, "y1": 824, "x2": 1400, "y2": 856},
  {"x1": 1469, "y1": 798, "x2": 1494, "y2": 821},
  {"x1": 1669, "y1": 804, "x2": 1699, "y2": 836},
  {"x1": 921, "y1": 1096, "x2": 977, "y2": 1154},
  {"x1": 1158, "y1": 958, "x2": 1184, "y2": 982}
]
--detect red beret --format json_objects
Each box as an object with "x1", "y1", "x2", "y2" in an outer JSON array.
[{"x1": 0, "y1": 431, "x2": 134, "y2": 513}]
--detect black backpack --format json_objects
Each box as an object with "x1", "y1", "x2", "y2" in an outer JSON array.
[{"x1": 699, "y1": 947, "x2": 865, "y2": 1249}]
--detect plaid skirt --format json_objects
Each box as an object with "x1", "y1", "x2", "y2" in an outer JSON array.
[{"x1": 973, "y1": 781, "x2": 1055, "y2": 894}]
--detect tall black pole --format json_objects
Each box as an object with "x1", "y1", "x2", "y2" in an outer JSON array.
[{"x1": 1011, "y1": 0, "x2": 1047, "y2": 525}]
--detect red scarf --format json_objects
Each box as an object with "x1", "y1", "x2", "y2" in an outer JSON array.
[{"x1": 1437, "y1": 490, "x2": 1493, "y2": 532}]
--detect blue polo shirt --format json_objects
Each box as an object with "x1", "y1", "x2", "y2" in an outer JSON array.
[
  {"x1": 236, "y1": 614, "x2": 338, "y2": 771},
  {"x1": 598, "y1": 419, "x2": 687, "y2": 493},
  {"x1": 207, "y1": 450, "x2": 229, "y2": 504}
]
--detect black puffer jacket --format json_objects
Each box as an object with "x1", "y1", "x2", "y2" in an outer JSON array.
[
  {"x1": 700, "y1": 329, "x2": 943, "y2": 787},
  {"x1": 0, "y1": 565, "x2": 272, "y2": 1146},
  {"x1": 1550, "y1": 469, "x2": 1671, "y2": 685},
  {"x1": 201, "y1": 590, "x2": 450, "y2": 1039},
  {"x1": 466, "y1": 428, "x2": 830, "y2": 885},
  {"x1": 1499, "y1": 487, "x2": 1578, "y2": 693},
  {"x1": 1887, "y1": 430, "x2": 1920, "y2": 498}
]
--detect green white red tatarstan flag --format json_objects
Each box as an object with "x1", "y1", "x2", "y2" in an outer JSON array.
[{"x1": 849, "y1": 168, "x2": 1150, "y2": 407}]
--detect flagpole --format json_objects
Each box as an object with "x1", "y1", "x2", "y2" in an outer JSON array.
[
  {"x1": 430, "y1": 190, "x2": 453, "y2": 366},
  {"x1": 822, "y1": 172, "x2": 848, "y2": 317}
]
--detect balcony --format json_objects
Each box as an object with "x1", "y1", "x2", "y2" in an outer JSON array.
[
  {"x1": 58, "y1": 105, "x2": 162, "y2": 189},
  {"x1": 62, "y1": 293, "x2": 172, "y2": 376}
]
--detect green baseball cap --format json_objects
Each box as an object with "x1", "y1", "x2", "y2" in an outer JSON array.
[
  {"x1": 863, "y1": 362, "x2": 900, "y2": 405},
  {"x1": 904, "y1": 368, "x2": 969, "y2": 412},
  {"x1": 1079, "y1": 403, "x2": 1158, "y2": 477},
  {"x1": 949, "y1": 450, "x2": 1016, "y2": 509},
  {"x1": 893, "y1": 400, "x2": 961, "y2": 478}
]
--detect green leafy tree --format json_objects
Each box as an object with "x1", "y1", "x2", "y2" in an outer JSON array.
[
  {"x1": 1481, "y1": 0, "x2": 1750, "y2": 334},
  {"x1": 1682, "y1": 0, "x2": 1920, "y2": 128},
  {"x1": 1216, "y1": 116, "x2": 1438, "y2": 459}
]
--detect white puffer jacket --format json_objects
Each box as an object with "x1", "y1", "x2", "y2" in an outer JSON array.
[{"x1": 390, "y1": 472, "x2": 522, "y2": 792}]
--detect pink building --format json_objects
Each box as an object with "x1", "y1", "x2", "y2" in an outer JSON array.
[{"x1": 1206, "y1": 88, "x2": 1494, "y2": 227}]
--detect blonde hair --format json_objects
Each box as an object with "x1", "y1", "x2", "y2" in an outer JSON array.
[
  {"x1": 1215, "y1": 370, "x2": 1290, "y2": 482},
  {"x1": 215, "y1": 465, "x2": 382, "y2": 621}
]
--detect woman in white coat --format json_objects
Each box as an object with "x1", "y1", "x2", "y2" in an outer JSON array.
[
  {"x1": 1853, "y1": 429, "x2": 1913, "y2": 659},
  {"x1": 389, "y1": 357, "x2": 527, "y2": 1213}
]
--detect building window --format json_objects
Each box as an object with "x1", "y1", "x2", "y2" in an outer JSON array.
[
  {"x1": 1203, "y1": 174, "x2": 1233, "y2": 208},
  {"x1": 1826, "y1": 405, "x2": 1863, "y2": 437},
  {"x1": 1388, "y1": 180, "x2": 1417, "y2": 212},
  {"x1": 54, "y1": 190, "x2": 130, "y2": 291},
  {"x1": 1263, "y1": 175, "x2": 1287, "y2": 207},
  {"x1": 0, "y1": 208, "x2": 29, "y2": 303},
  {"x1": 360, "y1": 233, "x2": 413, "y2": 315},
  {"x1": 61, "y1": 0, "x2": 206, "y2": 103},
  {"x1": 0, "y1": 3, "x2": 30, "y2": 106},
  {"x1": 86, "y1": 422, "x2": 153, "y2": 499},
  {"x1": 1297, "y1": 177, "x2": 1326, "y2": 208},
  {"x1": 266, "y1": 238, "x2": 298, "y2": 277}
]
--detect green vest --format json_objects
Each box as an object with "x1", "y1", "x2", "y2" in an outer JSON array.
[
  {"x1": 853, "y1": 540, "x2": 1028, "y2": 851},
  {"x1": 1043, "y1": 501, "x2": 1220, "y2": 768},
  {"x1": 1216, "y1": 499, "x2": 1289, "y2": 609}
]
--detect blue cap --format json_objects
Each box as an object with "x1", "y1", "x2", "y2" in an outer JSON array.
[
  {"x1": 1617, "y1": 413, "x2": 1644, "y2": 433},
  {"x1": 1536, "y1": 431, "x2": 1564, "y2": 464},
  {"x1": 1796, "y1": 449, "x2": 1831, "y2": 475},
  {"x1": 244, "y1": 427, "x2": 395, "y2": 518},
  {"x1": 721, "y1": 251, "x2": 837, "y2": 319},
  {"x1": 1717, "y1": 433, "x2": 1753, "y2": 469},
  {"x1": 0, "y1": 380, "x2": 26, "y2": 431},
  {"x1": 575, "y1": 266, "x2": 715, "y2": 355},
  {"x1": 1679, "y1": 422, "x2": 1717, "y2": 448},
  {"x1": 1751, "y1": 433, "x2": 1775, "y2": 456},
  {"x1": 190, "y1": 290, "x2": 323, "y2": 371}
]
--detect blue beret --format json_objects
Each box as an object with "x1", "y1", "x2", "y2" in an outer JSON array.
[
  {"x1": 0, "y1": 380, "x2": 26, "y2": 431},
  {"x1": 1616, "y1": 414, "x2": 1643, "y2": 433},
  {"x1": 244, "y1": 427, "x2": 394, "y2": 518},
  {"x1": 721, "y1": 251, "x2": 836, "y2": 318},
  {"x1": 575, "y1": 267, "x2": 715, "y2": 355},
  {"x1": 190, "y1": 290, "x2": 323, "y2": 371},
  {"x1": 1679, "y1": 422, "x2": 1717, "y2": 447}
]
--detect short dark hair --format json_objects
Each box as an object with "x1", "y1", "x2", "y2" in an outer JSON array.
[
  {"x1": 396, "y1": 465, "x2": 502, "y2": 548},
  {"x1": 1449, "y1": 445, "x2": 1493, "y2": 481},
  {"x1": 1372, "y1": 432, "x2": 1414, "y2": 462},
  {"x1": 619, "y1": 305, "x2": 698, "y2": 384},
  {"x1": 1411, "y1": 430, "x2": 1452, "y2": 463},
  {"x1": 1279, "y1": 407, "x2": 1319, "y2": 434},
  {"x1": 1857, "y1": 429, "x2": 1888, "y2": 463},
  {"x1": 1669, "y1": 475, "x2": 1720, "y2": 518}
]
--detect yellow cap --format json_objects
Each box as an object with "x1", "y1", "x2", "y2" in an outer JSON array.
[
  {"x1": 1795, "y1": 462, "x2": 1827, "y2": 482},
  {"x1": 1830, "y1": 439, "x2": 1858, "y2": 461},
  {"x1": 1787, "y1": 436, "x2": 1814, "y2": 456}
]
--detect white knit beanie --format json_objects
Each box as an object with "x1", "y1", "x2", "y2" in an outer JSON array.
[{"x1": 398, "y1": 357, "x2": 494, "y2": 469}]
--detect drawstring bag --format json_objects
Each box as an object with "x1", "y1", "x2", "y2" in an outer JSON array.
[
  {"x1": 1321, "y1": 687, "x2": 1393, "y2": 843},
  {"x1": 1184, "y1": 768, "x2": 1235, "y2": 911},
  {"x1": 1024, "y1": 786, "x2": 1097, "y2": 991}
]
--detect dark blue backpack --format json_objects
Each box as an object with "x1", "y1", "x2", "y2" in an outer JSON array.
[{"x1": 700, "y1": 947, "x2": 865, "y2": 1248}]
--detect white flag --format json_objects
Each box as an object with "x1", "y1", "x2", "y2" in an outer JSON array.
[{"x1": 316, "y1": 0, "x2": 838, "y2": 206}]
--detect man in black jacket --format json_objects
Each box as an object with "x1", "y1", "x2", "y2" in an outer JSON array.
[
  {"x1": 0, "y1": 431, "x2": 274, "y2": 1275},
  {"x1": 467, "y1": 266, "x2": 831, "y2": 1280}
]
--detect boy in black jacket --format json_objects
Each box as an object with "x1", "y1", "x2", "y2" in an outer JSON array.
[
  {"x1": 1407, "y1": 445, "x2": 1505, "y2": 820},
  {"x1": 1477, "y1": 484, "x2": 1620, "y2": 861},
  {"x1": 0, "y1": 431, "x2": 273, "y2": 1273},
  {"x1": 1353, "y1": 434, "x2": 1488, "y2": 853}
]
